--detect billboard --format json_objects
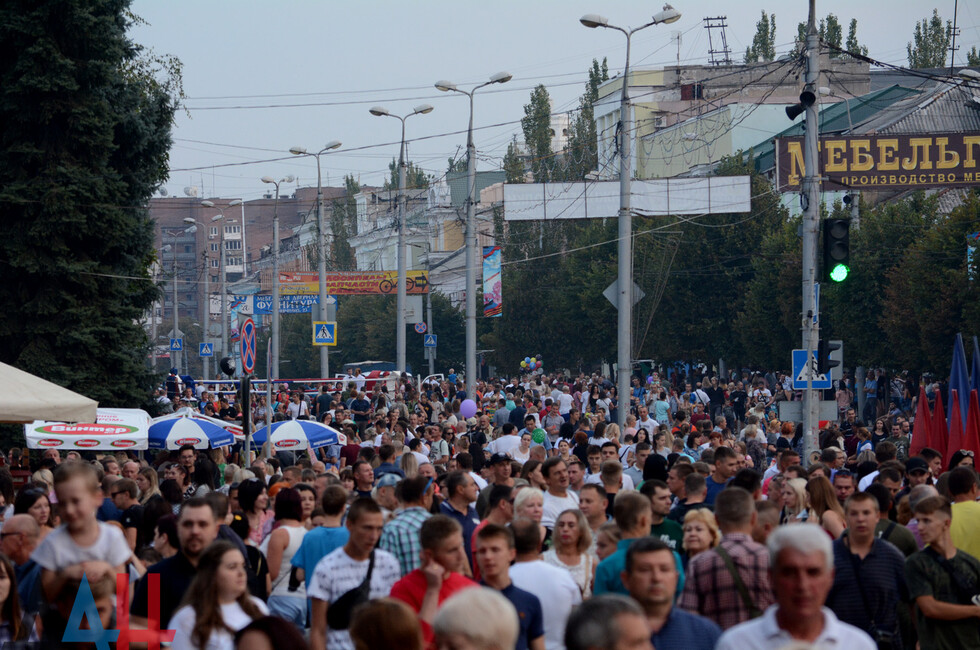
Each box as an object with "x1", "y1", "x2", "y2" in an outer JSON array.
[
  {"x1": 774, "y1": 133, "x2": 980, "y2": 192},
  {"x1": 483, "y1": 246, "x2": 502, "y2": 317},
  {"x1": 279, "y1": 271, "x2": 429, "y2": 295}
]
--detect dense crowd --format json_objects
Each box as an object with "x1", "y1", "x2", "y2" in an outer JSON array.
[{"x1": 0, "y1": 367, "x2": 978, "y2": 649}]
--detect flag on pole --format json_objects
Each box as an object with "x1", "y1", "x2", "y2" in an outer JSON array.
[
  {"x1": 930, "y1": 389, "x2": 949, "y2": 460},
  {"x1": 949, "y1": 334, "x2": 970, "y2": 426},
  {"x1": 947, "y1": 389, "x2": 966, "y2": 456},
  {"x1": 964, "y1": 389, "x2": 980, "y2": 459},
  {"x1": 908, "y1": 385, "x2": 932, "y2": 458},
  {"x1": 971, "y1": 336, "x2": 980, "y2": 393}
]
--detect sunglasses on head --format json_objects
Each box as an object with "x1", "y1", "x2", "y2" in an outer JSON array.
[{"x1": 958, "y1": 450, "x2": 975, "y2": 457}]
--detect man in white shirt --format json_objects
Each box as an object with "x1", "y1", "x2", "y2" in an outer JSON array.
[
  {"x1": 509, "y1": 518, "x2": 581, "y2": 650},
  {"x1": 584, "y1": 443, "x2": 635, "y2": 490},
  {"x1": 636, "y1": 406, "x2": 659, "y2": 437},
  {"x1": 557, "y1": 386, "x2": 574, "y2": 417},
  {"x1": 489, "y1": 423, "x2": 522, "y2": 457},
  {"x1": 716, "y1": 524, "x2": 875, "y2": 650},
  {"x1": 540, "y1": 458, "x2": 579, "y2": 529}
]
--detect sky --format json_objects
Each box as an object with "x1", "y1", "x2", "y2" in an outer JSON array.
[{"x1": 130, "y1": 0, "x2": 980, "y2": 201}]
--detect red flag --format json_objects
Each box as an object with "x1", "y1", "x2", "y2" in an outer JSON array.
[
  {"x1": 964, "y1": 389, "x2": 980, "y2": 458},
  {"x1": 930, "y1": 389, "x2": 949, "y2": 460},
  {"x1": 909, "y1": 385, "x2": 932, "y2": 458},
  {"x1": 947, "y1": 390, "x2": 966, "y2": 456}
]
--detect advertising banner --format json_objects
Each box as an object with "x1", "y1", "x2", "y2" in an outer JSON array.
[
  {"x1": 26, "y1": 408, "x2": 151, "y2": 450},
  {"x1": 279, "y1": 271, "x2": 429, "y2": 295},
  {"x1": 483, "y1": 246, "x2": 502, "y2": 317},
  {"x1": 775, "y1": 133, "x2": 980, "y2": 192},
  {"x1": 253, "y1": 295, "x2": 321, "y2": 314}
]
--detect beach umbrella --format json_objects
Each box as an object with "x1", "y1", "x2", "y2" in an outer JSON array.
[
  {"x1": 251, "y1": 420, "x2": 346, "y2": 451},
  {"x1": 148, "y1": 417, "x2": 234, "y2": 450}
]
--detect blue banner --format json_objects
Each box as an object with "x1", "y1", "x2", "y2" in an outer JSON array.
[{"x1": 253, "y1": 295, "x2": 322, "y2": 314}]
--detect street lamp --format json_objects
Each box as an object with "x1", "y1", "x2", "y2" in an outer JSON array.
[
  {"x1": 184, "y1": 216, "x2": 214, "y2": 380},
  {"x1": 201, "y1": 199, "x2": 243, "y2": 364},
  {"x1": 369, "y1": 104, "x2": 434, "y2": 375},
  {"x1": 162, "y1": 224, "x2": 196, "y2": 373},
  {"x1": 260, "y1": 175, "x2": 295, "y2": 382},
  {"x1": 581, "y1": 5, "x2": 681, "y2": 426},
  {"x1": 289, "y1": 141, "x2": 342, "y2": 379},
  {"x1": 435, "y1": 71, "x2": 511, "y2": 395}
]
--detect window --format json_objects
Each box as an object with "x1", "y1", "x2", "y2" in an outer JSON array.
[
  {"x1": 209, "y1": 227, "x2": 218, "y2": 237},
  {"x1": 225, "y1": 240, "x2": 242, "y2": 251},
  {"x1": 210, "y1": 243, "x2": 219, "y2": 252},
  {"x1": 184, "y1": 245, "x2": 192, "y2": 253},
  {"x1": 210, "y1": 260, "x2": 219, "y2": 268},
  {"x1": 224, "y1": 225, "x2": 241, "y2": 235}
]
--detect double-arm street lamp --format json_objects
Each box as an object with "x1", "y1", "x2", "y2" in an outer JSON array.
[
  {"x1": 435, "y1": 71, "x2": 512, "y2": 394},
  {"x1": 289, "y1": 141, "x2": 342, "y2": 379},
  {"x1": 369, "y1": 104, "x2": 434, "y2": 375},
  {"x1": 581, "y1": 5, "x2": 681, "y2": 426},
  {"x1": 201, "y1": 199, "x2": 243, "y2": 363},
  {"x1": 259, "y1": 175, "x2": 295, "y2": 382}
]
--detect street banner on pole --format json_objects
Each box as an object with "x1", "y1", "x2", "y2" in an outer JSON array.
[{"x1": 483, "y1": 246, "x2": 502, "y2": 317}]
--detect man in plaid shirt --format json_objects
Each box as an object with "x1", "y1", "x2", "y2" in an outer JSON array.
[
  {"x1": 680, "y1": 486, "x2": 775, "y2": 629},
  {"x1": 378, "y1": 475, "x2": 434, "y2": 576}
]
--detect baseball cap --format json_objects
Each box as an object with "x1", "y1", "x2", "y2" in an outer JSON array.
[
  {"x1": 906, "y1": 457, "x2": 930, "y2": 474},
  {"x1": 375, "y1": 473, "x2": 401, "y2": 488},
  {"x1": 488, "y1": 452, "x2": 510, "y2": 466}
]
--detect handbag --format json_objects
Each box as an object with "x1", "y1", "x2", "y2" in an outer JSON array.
[{"x1": 326, "y1": 551, "x2": 375, "y2": 630}]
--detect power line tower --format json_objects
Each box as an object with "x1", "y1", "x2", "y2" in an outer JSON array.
[{"x1": 704, "y1": 17, "x2": 733, "y2": 66}]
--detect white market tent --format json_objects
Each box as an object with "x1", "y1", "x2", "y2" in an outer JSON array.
[{"x1": 0, "y1": 361, "x2": 98, "y2": 424}]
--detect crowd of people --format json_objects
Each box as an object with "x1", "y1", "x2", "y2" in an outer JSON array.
[{"x1": 0, "y1": 367, "x2": 977, "y2": 649}]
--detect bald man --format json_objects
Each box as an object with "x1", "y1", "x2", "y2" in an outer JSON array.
[{"x1": 0, "y1": 514, "x2": 42, "y2": 615}]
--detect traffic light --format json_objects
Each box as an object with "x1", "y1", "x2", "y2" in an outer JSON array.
[
  {"x1": 823, "y1": 218, "x2": 850, "y2": 282},
  {"x1": 817, "y1": 339, "x2": 841, "y2": 376}
]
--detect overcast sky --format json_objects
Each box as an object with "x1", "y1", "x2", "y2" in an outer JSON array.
[{"x1": 130, "y1": 1, "x2": 979, "y2": 201}]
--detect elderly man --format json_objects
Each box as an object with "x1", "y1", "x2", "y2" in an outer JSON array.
[
  {"x1": 0, "y1": 514, "x2": 42, "y2": 615},
  {"x1": 716, "y1": 524, "x2": 875, "y2": 649}
]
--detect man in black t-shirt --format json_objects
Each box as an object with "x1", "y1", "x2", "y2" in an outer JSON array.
[{"x1": 111, "y1": 478, "x2": 144, "y2": 552}]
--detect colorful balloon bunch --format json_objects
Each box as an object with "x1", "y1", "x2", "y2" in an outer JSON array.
[{"x1": 520, "y1": 355, "x2": 543, "y2": 371}]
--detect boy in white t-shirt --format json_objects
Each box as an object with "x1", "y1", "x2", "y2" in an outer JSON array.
[{"x1": 33, "y1": 462, "x2": 132, "y2": 602}]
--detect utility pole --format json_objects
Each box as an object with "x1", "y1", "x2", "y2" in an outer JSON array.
[
  {"x1": 802, "y1": 0, "x2": 821, "y2": 464},
  {"x1": 202, "y1": 249, "x2": 210, "y2": 381}
]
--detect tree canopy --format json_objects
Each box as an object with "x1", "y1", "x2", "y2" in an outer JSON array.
[
  {"x1": 907, "y1": 9, "x2": 952, "y2": 68},
  {"x1": 0, "y1": 0, "x2": 178, "y2": 407},
  {"x1": 745, "y1": 11, "x2": 777, "y2": 63}
]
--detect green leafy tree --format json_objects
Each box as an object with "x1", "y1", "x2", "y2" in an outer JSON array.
[
  {"x1": 967, "y1": 46, "x2": 980, "y2": 66},
  {"x1": 503, "y1": 139, "x2": 526, "y2": 184},
  {"x1": 447, "y1": 157, "x2": 467, "y2": 174},
  {"x1": 0, "y1": 0, "x2": 178, "y2": 407},
  {"x1": 908, "y1": 9, "x2": 952, "y2": 68},
  {"x1": 745, "y1": 11, "x2": 777, "y2": 63},
  {"x1": 562, "y1": 58, "x2": 609, "y2": 181},
  {"x1": 521, "y1": 84, "x2": 555, "y2": 183},
  {"x1": 329, "y1": 174, "x2": 359, "y2": 271},
  {"x1": 846, "y1": 19, "x2": 869, "y2": 57},
  {"x1": 383, "y1": 158, "x2": 430, "y2": 191}
]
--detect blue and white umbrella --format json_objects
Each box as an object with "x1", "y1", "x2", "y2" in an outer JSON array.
[
  {"x1": 149, "y1": 416, "x2": 235, "y2": 450},
  {"x1": 251, "y1": 420, "x2": 346, "y2": 451}
]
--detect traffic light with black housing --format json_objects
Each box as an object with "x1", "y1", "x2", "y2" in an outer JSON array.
[
  {"x1": 817, "y1": 339, "x2": 841, "y2": 376},
  {"x1": 823, "y1": 218, "x2": 850, "y2": 282}
]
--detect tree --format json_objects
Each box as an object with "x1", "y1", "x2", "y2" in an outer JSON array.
[
  {"x1": 503, "y1": 139, "x2": 525, "y2": 184},
  {"x1": 967, "y1": 46, "x2": 980, "y2": 66},
  {"x1": 0, "y1": 0, "x2": 178, "y2": 408},
  {"x1": 447, "y1": 157, "x2": 467, "y2": 174},
  {"x1": 562, "y1": 58, "x2": 609, "y2": 181},
  {"x1": 745, "y1": 11, "x2": 777, "y2": 63},
  {"x1": 908, "y1": 9, "x2": 951, "y2": 68},
  {"x1": 797, "y1": 15, "x2": 867, "y2": 58},
  {"x1": 383, "y1": 158, "x2": 429, "y2": 191},
  {"x1": 329, "y1": 174, "x2": 359, "y2": 272},
  {"x1": 846, "y1": 19, "x2": 869, "y2": 57},
  {"x1": 521, "y1": 85, "x2": 555, "y2": 183}
]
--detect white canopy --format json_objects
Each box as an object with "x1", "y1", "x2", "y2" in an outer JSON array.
[
  {"x1": 25, "y1": 408, "x2": 151, "y2": 450},
  {"x1": 0, "y1": 361, "x2": 98, "y2": 424}
]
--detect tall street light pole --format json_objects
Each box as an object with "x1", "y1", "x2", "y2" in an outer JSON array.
[
  {"x1": 369, "y1": 104, "x2": 434, "y2": 375},
  {"x1": 581, "y1": 5, "x2": 681, "y2": 426},
  {"x1": 163, "y1": 225, "x2": 195, "y2": 372},
  {"x1": 201, "y1": 199, "x2": 243, "y2": 362},
  {"x1": 260, "y1": 175, "x2": 295, "y2": 382},
  {"x1": 435, "y1": 71, "x2": 512, "y2": 396},
  {"x1": 289, "y1": 141, "x2": 342, "y2": 379},
  {"x1": 183, "y1": 217, "x2": 211, "y2": 380}
]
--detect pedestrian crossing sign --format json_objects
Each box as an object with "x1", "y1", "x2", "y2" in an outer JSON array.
[
  {"x1": 199, "y1": 343, "x2": 214, "y2": 357},
  {"x1": 313, "y1": 321, "x2": 337, "y2": 346},
  {"x1": 170, "y1": 338, "x2": 182, "y2": 352}
]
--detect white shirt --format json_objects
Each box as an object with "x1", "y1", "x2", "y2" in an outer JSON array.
[
  {"x1": 490, "y1": 434, "x2": 522, "y2": 457},
  {"x1": 716, "y1": 605, "x2": 875, "y2": 650},
  {"x1": 510, "y1": 560, "x2": 582, "y2": 650},
  {"x1": 541, "y1": 490, "x2": 580, "y2": 529},
  {"x1": 170, "y1": 598, "x2": 269, "y2": 650},
  {"x1": 558, "y1": 392, "x2": 574, "y2": 414},
  {"x1": 469, "y1": 471, "x2": 488, "y2": 490},
  {"x1": 858, "y1": 470, "x2": 879, "y2": 492},
  {"x1": 32, "y1": 522, "x2": 131, "y2": 571},
  {"x1": 637, "y1": 417, "x2": 659, "y2": 435},
  {"x1": 308, "y1": 547, "x2": 401, "y2": 650},
  {"x1": 583, "y1": 474, "x2": 635, "y2": 491}
]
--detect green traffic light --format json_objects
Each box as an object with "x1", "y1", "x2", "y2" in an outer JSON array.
[{"x1": 829, "y1": 263, "x2": 849, "y2": 282}]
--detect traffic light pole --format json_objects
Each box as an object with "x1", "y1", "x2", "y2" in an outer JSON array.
[{"x1": 802, "y1": 0, "x2": 821, "y2": 465}]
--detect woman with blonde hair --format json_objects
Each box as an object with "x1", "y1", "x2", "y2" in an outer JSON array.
[
  {"x1": 400, "y1": 452, "x2": 419, "y2": 479},
  {"x1": 513, "y1": 487, "x2": 548, "y2": 548},
  {"x1": 806, "y1": 476, "x2": 845, "y2": 538},
  {"x1": 542, "y1": 509, "x2": 595, "y2": 597},
  {"x1": 682, "y1": 509, "x2": 721, "y2": 567},
  {"x1": 780, "y1": 477, "x2": 809, "y2": 524},
  {"x1": 594, "y1": 521, "x2": 620, "y2": 561},
  {"x1": 137, "y1": 467, "x2": 162, "y2": 505}
]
